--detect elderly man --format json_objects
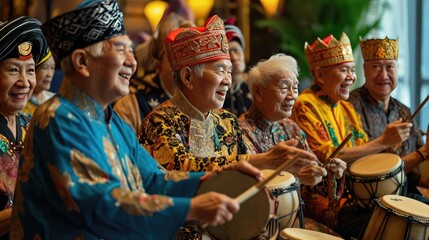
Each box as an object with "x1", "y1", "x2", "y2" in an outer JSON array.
[
  {"x1": 339, "y1": 37, "x2": 429, "y2": 239},
  {"x1": 290, "y1": 33, "x2": 412, "y2": 235},
  {"x1": 0, "y1": 16, "x2": 47, "y2": 239},
  {"x1": 139, "y1": 15, "x2": 321, "y2": 239},
  {"x1": 10, "y1": 1, "x2": 262, "y2": 239}
]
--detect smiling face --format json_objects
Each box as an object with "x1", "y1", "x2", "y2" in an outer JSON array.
[
  {"x1": 86, "y1": 35, "x2": 137, "y2": 106},
  {"x1": 363, "y1": 59, "x2": 397, "y2": 102},
  {"x1": 186, "y1": 59, "x2": 232, "y2": 115},
  {"x1": 0, "y1": 58, "x2": 36, "y2": 117},
  {"x1": 255, "y1": 70, "x2": 299, "y2": 122},
  {"x1": 34, "y1": 55, "x2": 55, "y2": 94},
  {"x1": 316, "y1": 61, "x2": 356, "y2": 102},
  {"x1": 228, "y1": 41, "x2": 245, "y2": 76}
]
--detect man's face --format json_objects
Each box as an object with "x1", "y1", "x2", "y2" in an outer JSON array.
[
  {"x1": 256, "y1": 70, "x2": 299, "y2": 122},
  {"x1": 317, "y1": 61, "x2": 356, "y2": 102},
  {"x1": 0, "y1": 58, "x2": 36, "y2": 116},
  {"x1": 191, "y1": 59, "x2": 232, "y2": 114},
  {"x1": 86, "y1": 35, "x2": 137, "y2": 105},
  {"x1": 363, "y1": 59, "x2": 398, "y2": 100},
  {"x1": 228, "y1": 41, "x2": 245, "y2": 75}
]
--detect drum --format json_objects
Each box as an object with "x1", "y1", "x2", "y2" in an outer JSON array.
[
  {"x1": 196, "y1": 171, "x2": 279, "y2": 240},
  {"x1": 346, "y1": 153, "x2": 406, "y2": 209},
  {"x1": 279, "y1": 228, "x2": 343, "y2": 240},
  {"x1": 362, "y1": 195, "x2": 429, "y2": 240},
  {"x1": 262, "y1": 169, "x2": 301, "y2": 230}
]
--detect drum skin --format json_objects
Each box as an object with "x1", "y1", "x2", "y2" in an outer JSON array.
[
  {"x1": 262, "y1": 170, "x2": 301, "y2": 230},
  {"x1": 196, "y1": 171, "x2": 275, "y2": 240},
  {"x1": 363, "y1": 195, "x2": 429, "y2": 240},
  {"x1": 347, "y1": 153, "x2": 406, "y2": 209},
  {"x1": 279, "y1": 228, "x2": 343, "y2": 240}
]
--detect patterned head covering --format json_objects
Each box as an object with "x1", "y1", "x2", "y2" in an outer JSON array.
[
  {"x1": 164, "y1": 15, "x2": 230, "y2": 71},
  {"x1": 304, "y1": 32, "x2": 354, "y2": 71},
  {"x1": 0, "y1": 16, "x2": 46, "y2": 64},
  {"x1": 360, "y1": 37, "x2": 398, "y2": 61},
  {"x1": 224, "y1": 18, "x2": 245, "y2": 50},
  {"x1": 41, "y1": 0, "x2": 125, "y2": 61}
]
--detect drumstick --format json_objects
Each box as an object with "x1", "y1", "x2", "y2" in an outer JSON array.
[
  {"x1": 234, "y1": 153, "x2": 300, "y2": 205},
  {"x1": 406, "y1": 93, "x2": 429, "y2": 123},
  {"x1": 322, "y1": 133, "x2": 353, "y2": 168},
  {"x1": 393, "y1": 93, "x2": 429, "y2": 151}
]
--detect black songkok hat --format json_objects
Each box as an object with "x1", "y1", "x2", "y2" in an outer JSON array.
[
  {"x1": 41, "y1": 0, "x2": 125, "y2": 61},
  {"x1": 0, "y1": 16, "x2": 47, "y2": 64}
]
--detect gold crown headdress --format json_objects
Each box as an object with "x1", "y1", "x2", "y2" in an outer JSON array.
[
  {"x1": 304, "y1": 32, "x2": 354, "y2": 71},
  {"x1": 360, "y1": 37, "x2": 398, "y2": 61}
]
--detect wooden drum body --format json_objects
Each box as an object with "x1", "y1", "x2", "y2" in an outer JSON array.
[
  {"x1": 346, "y1": 153, "x2": 406, "y2": 209},
  {"x1": 262, "y1": 170, "x2": 301, "y2": 230},
  {"x1": 363, "y1": 195, "x2": 429, "y2": 240}
]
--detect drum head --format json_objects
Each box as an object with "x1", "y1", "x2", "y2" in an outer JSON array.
[
  {"x1": 262, "y1": 170, "x2": 296, "y2": 189},
  {"x1": 196, "y1": 171, "x2": 271, "y2": 240},
  {"x1": 280, "y1": 228, "x2": 343, "y2": 240},
  {"x1": 349, "y1": 153, "x2": 401, "y2": 176},
  {"x1": 379, "y1": 195, "x2": 429, "y2": 222}
]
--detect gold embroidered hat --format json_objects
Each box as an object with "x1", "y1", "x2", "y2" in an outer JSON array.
[
  {"x1": 360, "y1": 37, "x2": 398, "y2": 61},
  {"x1": 304, "y1": 32, "x2": 354, "y2": 71},
  {"x1": 164, "y1": 15, "x2": 230, "y2": 71},
  {"x1": 0, "y1": 16, "x2": 47, "y2": 63}
]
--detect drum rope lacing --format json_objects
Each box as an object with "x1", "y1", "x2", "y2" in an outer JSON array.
[{"x1": 377, "y1": 199, "x2": 429, "y2": 224}]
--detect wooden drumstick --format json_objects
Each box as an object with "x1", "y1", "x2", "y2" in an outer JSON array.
[
  {"x1": 393, "y1": 93, "x2": 429, "y2": 151},
  {"x1": 322, "y1": 133, "x2": 353, "y2": 168},
  {"x1": 235, "y1": 153, "x2": 300, "y2": 204},
  {"x1": 201, "y1": 153, "x2": 300, "y2": 229}
]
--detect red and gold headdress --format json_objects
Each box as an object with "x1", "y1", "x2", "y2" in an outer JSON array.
[
  {"x1": 360, "y1": 37, "x2": 398, "y2": 61},
  {"x1": 304, "y1": 32, "x2": 354, "y2": 71},
  {"x1": 164, "y1": 15, "x2": 230, "y2": 71}
]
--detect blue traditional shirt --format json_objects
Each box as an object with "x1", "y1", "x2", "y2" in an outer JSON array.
[{"x1": 11, "y1": 79, "x2": 204, "y2": 240}]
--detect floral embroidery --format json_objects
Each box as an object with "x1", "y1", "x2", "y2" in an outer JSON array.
[
  {"x1": 111, "y1": 188, "x2": 173, "y2": 215},
  {"x1": 71, "y1": 149, "x2": 109, "y2": 186},
  {"x1": 164, "y1": 170, "x2": 189, "y2": 182}
]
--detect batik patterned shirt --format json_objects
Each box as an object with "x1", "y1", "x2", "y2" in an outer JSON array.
[
  {"x1": 291, "y1": 84, "x2": 368, "y2": 163},
  {"x1": 0, "y1": 114, "x2": 29, "y2": 209},
  {"x1": 223, "y1": 81, "x2": 253, "y2": 117},
  {"x1": 114, "y1": 73, "x2": 171, "y2": 134},
  {"x1": 139, "y1": 90, "x2": 250, "y2": 172},
  {"x1": 11, "y1": 79, "x2": 203, "y2": 240}
]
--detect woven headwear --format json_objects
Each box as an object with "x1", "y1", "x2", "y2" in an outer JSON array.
[
  {"x1": 224, "y1": 18, "x2": 245, "y2": 50},
  {"x1": 304, "y1": 32, "x2": 354, "y2": 71},
  {"x1": 0, "y1": 16, "x2": 47, "y2": 64},
  {"x1": 164, "y1": 15, "x2": 230, "y2": 71},
  {"x1": 41, "y1": 0, "x2": 125, "y2": 61},
  {"x1": 360, "y1": 37, "x2": 398, "y2": 61}
]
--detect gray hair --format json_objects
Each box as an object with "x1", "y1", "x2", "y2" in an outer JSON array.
[
  {"x1": 247, "y1": 53, "x2": 299, "y2": 97},
  {"x1": 172, "y1": 63, "x2": 206, "y2": 84},
  {"x1": 60, "y1": 41, "x2": 104, "y2": 74}
]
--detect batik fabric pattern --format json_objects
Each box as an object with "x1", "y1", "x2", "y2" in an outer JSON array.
[
  {"x1": 10, "y1": 79, "x2": 203, "y2": 240},
  {"x1": 114, "y1": 73, "x2": 171, "y2": 133},
  {"x1": 139, "y1": 90, "x2": 250, "y2": 172},
  {"x1": 290, "y1": 84, "x2": 368, "y2": 229},
  {"x1": 0, "y1": 114, "x2": 29, "y2": 210},
  {"x1": 223, "y1": 81, "x2": 253, "y2": 117}
]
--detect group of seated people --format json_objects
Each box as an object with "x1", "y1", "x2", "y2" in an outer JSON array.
[{"x1": 0, "y1": 0, "x2": 428, "y2": 239}]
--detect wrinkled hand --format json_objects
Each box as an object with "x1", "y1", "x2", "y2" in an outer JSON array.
[
  {"x1": 297, "y1": 165, "x2": 327, "y2": 186},
  {"x1": 380, "y1": 119, "x2": 412, "y2": 147},
  {"x1": 325, "y1": 158, "x2": 347, "y2": 179},
  {"x1": 266, "y1": 139, "x2": 318, "y2": 170},
  {"x1": 187, "y1": 192, "x2": 239, "y2": 226}
]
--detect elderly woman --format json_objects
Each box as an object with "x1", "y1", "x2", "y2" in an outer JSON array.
[
  {"x1": 22, "y1": 49, "x2": 56, "y2": 116},
  {"x1": 0, "y1": 16, "x2": 46, "y2": 239},
  {"x1": 238, "y1": 53, "x2": 346, "y2": 234}
]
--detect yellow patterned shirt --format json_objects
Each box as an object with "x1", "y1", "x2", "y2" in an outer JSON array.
[{"x1": 291, "y1": 84, "x2": 368, "y2": 163}]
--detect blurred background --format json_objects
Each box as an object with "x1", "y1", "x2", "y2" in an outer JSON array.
[{"x1": 1, "y1": 0, "x2": 428, "y2": 139}]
